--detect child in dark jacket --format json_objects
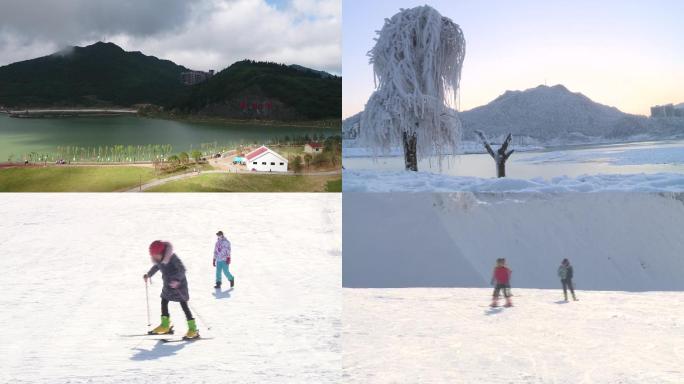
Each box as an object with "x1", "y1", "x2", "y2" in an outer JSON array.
[
  {"x1": 490, "y1": 258, "x2": 513, "y2": 307},
  {"x1": 557, "y1": 258, "x2": 578, "y2": 302},
  {"x1": 143, "y1": 240, "x2": 199, "y2": 339}
]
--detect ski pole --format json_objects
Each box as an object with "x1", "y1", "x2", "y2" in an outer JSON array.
[
  {"x1": 145, "y1": 279, "x2": 151, "y2": 328},
  {"x1": 188, "y1": 302, "x2": 212, "y2": 330}
]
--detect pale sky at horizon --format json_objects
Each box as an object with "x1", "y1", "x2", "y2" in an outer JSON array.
[{"x1": 343, "y1": 0, "x2": 684, "y2": 118}]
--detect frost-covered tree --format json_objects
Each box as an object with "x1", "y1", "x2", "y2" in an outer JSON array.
[
  {"x1": 475, "y1": 130, "x2": 514, "y2": 178},
  {"x1": 360, "y1": 5, "x2": 466, "y2": 171}
]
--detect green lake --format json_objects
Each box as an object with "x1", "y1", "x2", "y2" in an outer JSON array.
[{"x1": 0, "y1": 114, "x2": 338, "y2": 162}]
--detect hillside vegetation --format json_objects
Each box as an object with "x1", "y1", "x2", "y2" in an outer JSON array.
[
  {"x1": 0, "y1": 42, "x2": 188, "y2": 107},
  {"x1": 0, "y1": 43, "x2": 341, "y2": 121},
  {"x1": 168, "y1": 60, "x2": 341, "y2": 120}
]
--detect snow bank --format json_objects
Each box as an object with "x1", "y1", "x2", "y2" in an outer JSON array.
[
  {"x1": 343, "y1": 169, "x2": 684, "y2": 192},
  {"x1": 343, "y1": 288, "x2": 684, "y2": 384},
  {"x1": 343, "y1": 192, "x2": 684, "y2": 290},
  {"x1": 0, "y1": 194, "x2": 341, "y2": 384}
]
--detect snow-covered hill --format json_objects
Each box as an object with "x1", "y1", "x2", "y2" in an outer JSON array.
[
  {"x1": 343, "y1": 192, "x2": 684, "y2": 290},
  {"x1": 344, "y1": 84, "x2": 684, "y2": 145},
  {"x1": 343, "y1": 288, "x2": 684, "y2": 384},
  {"x1": 460, "y1": 84, "x2": 628, "y2": 141},
  {"x1": 0, "y1": 194, "x2": 341, "y2": 384}
]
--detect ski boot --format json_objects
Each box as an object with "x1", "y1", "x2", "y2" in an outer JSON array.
[
  {"x1": 504, "y1": 297, "x2": 513, "y2": 307},
  {"x1": 148, "y1": 316, "x2": 174, "y2": 335},
  {"x1": 490, "y1": 297, "x2": 499, "y2": 308},
  {"x1": 572, "y1": 294, "x2": 578, "y2": 301},
  {"x1": 183, "y1": 319, "x2": 200, "y2": 340},
  {"x1": 214, "y1": 281, "x2": 221, "y2": 289},
  {"x1": 230, "y1": 277, "x2": 235, "y2": 288}
]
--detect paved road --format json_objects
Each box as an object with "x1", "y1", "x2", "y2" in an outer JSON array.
[{"x1": 125, "y1": 169, "x2": 341, "y2": 192}]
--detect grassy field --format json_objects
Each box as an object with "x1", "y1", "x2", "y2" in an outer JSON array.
[
  {"x1": 0, "y1": 166, "x2": 157, "y2": 192},
  {"x1": 147, "y1": 173, "x2": 342, "y2": 192},
  {"x1": 325, "y1": 178, "x2": 342, "y2": 192}
]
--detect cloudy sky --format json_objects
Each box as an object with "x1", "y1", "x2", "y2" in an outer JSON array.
[
  {"x1": 0, "y1": 0, "x2": 340, "y2": 74},
  {"x1": 344, "y1": 0, "x2": 684, "y2": 117}
]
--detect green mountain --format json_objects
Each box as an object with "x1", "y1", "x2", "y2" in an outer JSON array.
[
  {"x1": 0, "y1": 43, "x2": 341, "y2": 121},
  {"x1": 168, "y1": 60, "x2": 341, "y2": 121},
  {"x1": 0, "y1": 42, "x2": 189, "y2": 107}
]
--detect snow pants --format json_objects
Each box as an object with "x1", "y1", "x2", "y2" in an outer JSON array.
[
  {"x1": 493, "y1": 284, "x2": 511, "y2": 298},
  {"x1": 161, "y1": 298, "x2": 194, "y2": 320},
  {"x1": 561, "y1": 278, "x2": 575, "y2": 297},
  {"x1": 215, "y1": 260, "x2": 234, "y2": 283}
]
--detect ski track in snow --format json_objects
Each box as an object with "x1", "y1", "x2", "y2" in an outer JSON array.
[
  {"x1": 343, "y1": 288, "x2": 684, "y2": 384},
  {"x1": 0, "y1": 194, "x2": 341, "y2": 384}
]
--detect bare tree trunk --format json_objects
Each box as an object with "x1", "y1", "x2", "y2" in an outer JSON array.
[
  {"x1": 475, "y1": 131, "x2": 514, "y2": 178},
  {"x1": 403, "y1": 131, "x2": 418, "y2": 171}
]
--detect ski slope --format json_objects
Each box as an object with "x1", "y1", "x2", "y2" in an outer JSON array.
[
  {"x1": 343, "y1": 288, "x2": 684, "y2": 384},
  {"x1": 0, "y1": 193, "x2": 341, "y2": 384},
  {"x1": 344, "y1": 192, "x2": 684, "y2": 290}
]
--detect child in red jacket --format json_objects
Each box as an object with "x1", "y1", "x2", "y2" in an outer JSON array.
[{"x1": 490, "y1": 258, "x2": 513, "y2": 307}]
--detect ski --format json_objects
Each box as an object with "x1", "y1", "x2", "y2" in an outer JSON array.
[
  {"x1": 160, "y1": 337, "x2": 213, "y2": 343},
  {"x1": 119, "y1": 329, "x2": 175, "y2": 337},
  {"x1": 119, "y1": 333, "x2": 174, "y2": 338}
]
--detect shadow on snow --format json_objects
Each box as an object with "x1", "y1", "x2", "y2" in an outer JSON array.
[
  {"x1": 213, "y1": 287, "x2": 234, "y2": 299},
  {"x1": 130, "y1": 340, "x2": 187, "y2": 361}
]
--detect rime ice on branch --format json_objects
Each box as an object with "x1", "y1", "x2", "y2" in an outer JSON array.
[
  {"x1": 360, "y1": 6, "x2": 466, "y2": 171},
  {"x1": 475, "y1": 130, "x2": 515, "y2": 178}
]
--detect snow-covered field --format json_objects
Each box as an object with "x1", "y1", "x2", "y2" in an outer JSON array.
[
  {"x1": 343, "y1": 170, "x2": 684, "y2": 192},
  {"x1": 523, "y1": 141, "x2": 684, "y2": 166},
  {"x1": 0, "y1": 194, "x2": 341, "y2": 384},
  {"x1": 343, "y1": 141, "x2": 543, "y2": 158},
  {"x1": 343, "y1": 288, "x2": 684, "y2": 384},
  {"x1": 343, "y1": 140, "x2": 684, "y2": 191},
  {"x1": 343, "y1": 192, "x2": 684, "y2": 381}
]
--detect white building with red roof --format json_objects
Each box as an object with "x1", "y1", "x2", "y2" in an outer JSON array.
[
  {"x1": 245, "y1": 146, "x2": 288, "y2": 172},
  {"x1": 304, "y1": 142, "x2": 323, "y2": 154}
]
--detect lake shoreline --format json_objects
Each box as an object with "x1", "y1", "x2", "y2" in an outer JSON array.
[
  {"x1": 3, "y1": 106, "x2": 341, "y2": 129},
  {"x1": 141, "y1": 111, "x2": 341, "y2": 129},
  {"x1": 0, "y1": 113, "x2": 340, "y2": 162}
]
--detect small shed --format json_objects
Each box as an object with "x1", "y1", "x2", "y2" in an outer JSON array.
[{"x1": 245, "y1": 146, "x2": 288, "y2": 172}]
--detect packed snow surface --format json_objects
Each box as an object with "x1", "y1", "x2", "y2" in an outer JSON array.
[
  {"x1": 343, "y1": 288, "x2": 684, "y2": 384},
  {"x1": 343, "y1": 169, "x2": 684, "y2": 192},
  {"x1": 343, "y1": 192, "x2": 684, "y2": 290},
  {"x1": 0, "y1": 194, "x2": 341, "y2": 384}
]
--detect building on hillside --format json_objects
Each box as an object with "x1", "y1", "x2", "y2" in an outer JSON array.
[
  {"x1": 651, "y1": 104, "x2": 684, "y2": 118},
  {"x1": 181, "y1": 70, "x2": 214, "y2": 85},
  {"x1": 304, "y1": 142, "x2": 323, "y2": 154},
  {"x1": 245, "y1": 146, "x2": 288, "y2": 172}
]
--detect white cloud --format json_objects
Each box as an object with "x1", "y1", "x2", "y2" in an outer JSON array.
[{"x1": 0, "y1": 0, "x2": 341, "y2": 74}]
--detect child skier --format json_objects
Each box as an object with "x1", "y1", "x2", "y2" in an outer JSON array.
[
  {"x1": 213, "y1": 230, "x2": 234, "y2": 289},
  {"x1": 490, "y1": 258, "x2": 513, "y2": 307},
  {"x1": 143, "y1": 240, "x2": 199, "y2": 339},
  {"x1": 558, "y1": 258, "x2": 578, "y2": 301}
]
